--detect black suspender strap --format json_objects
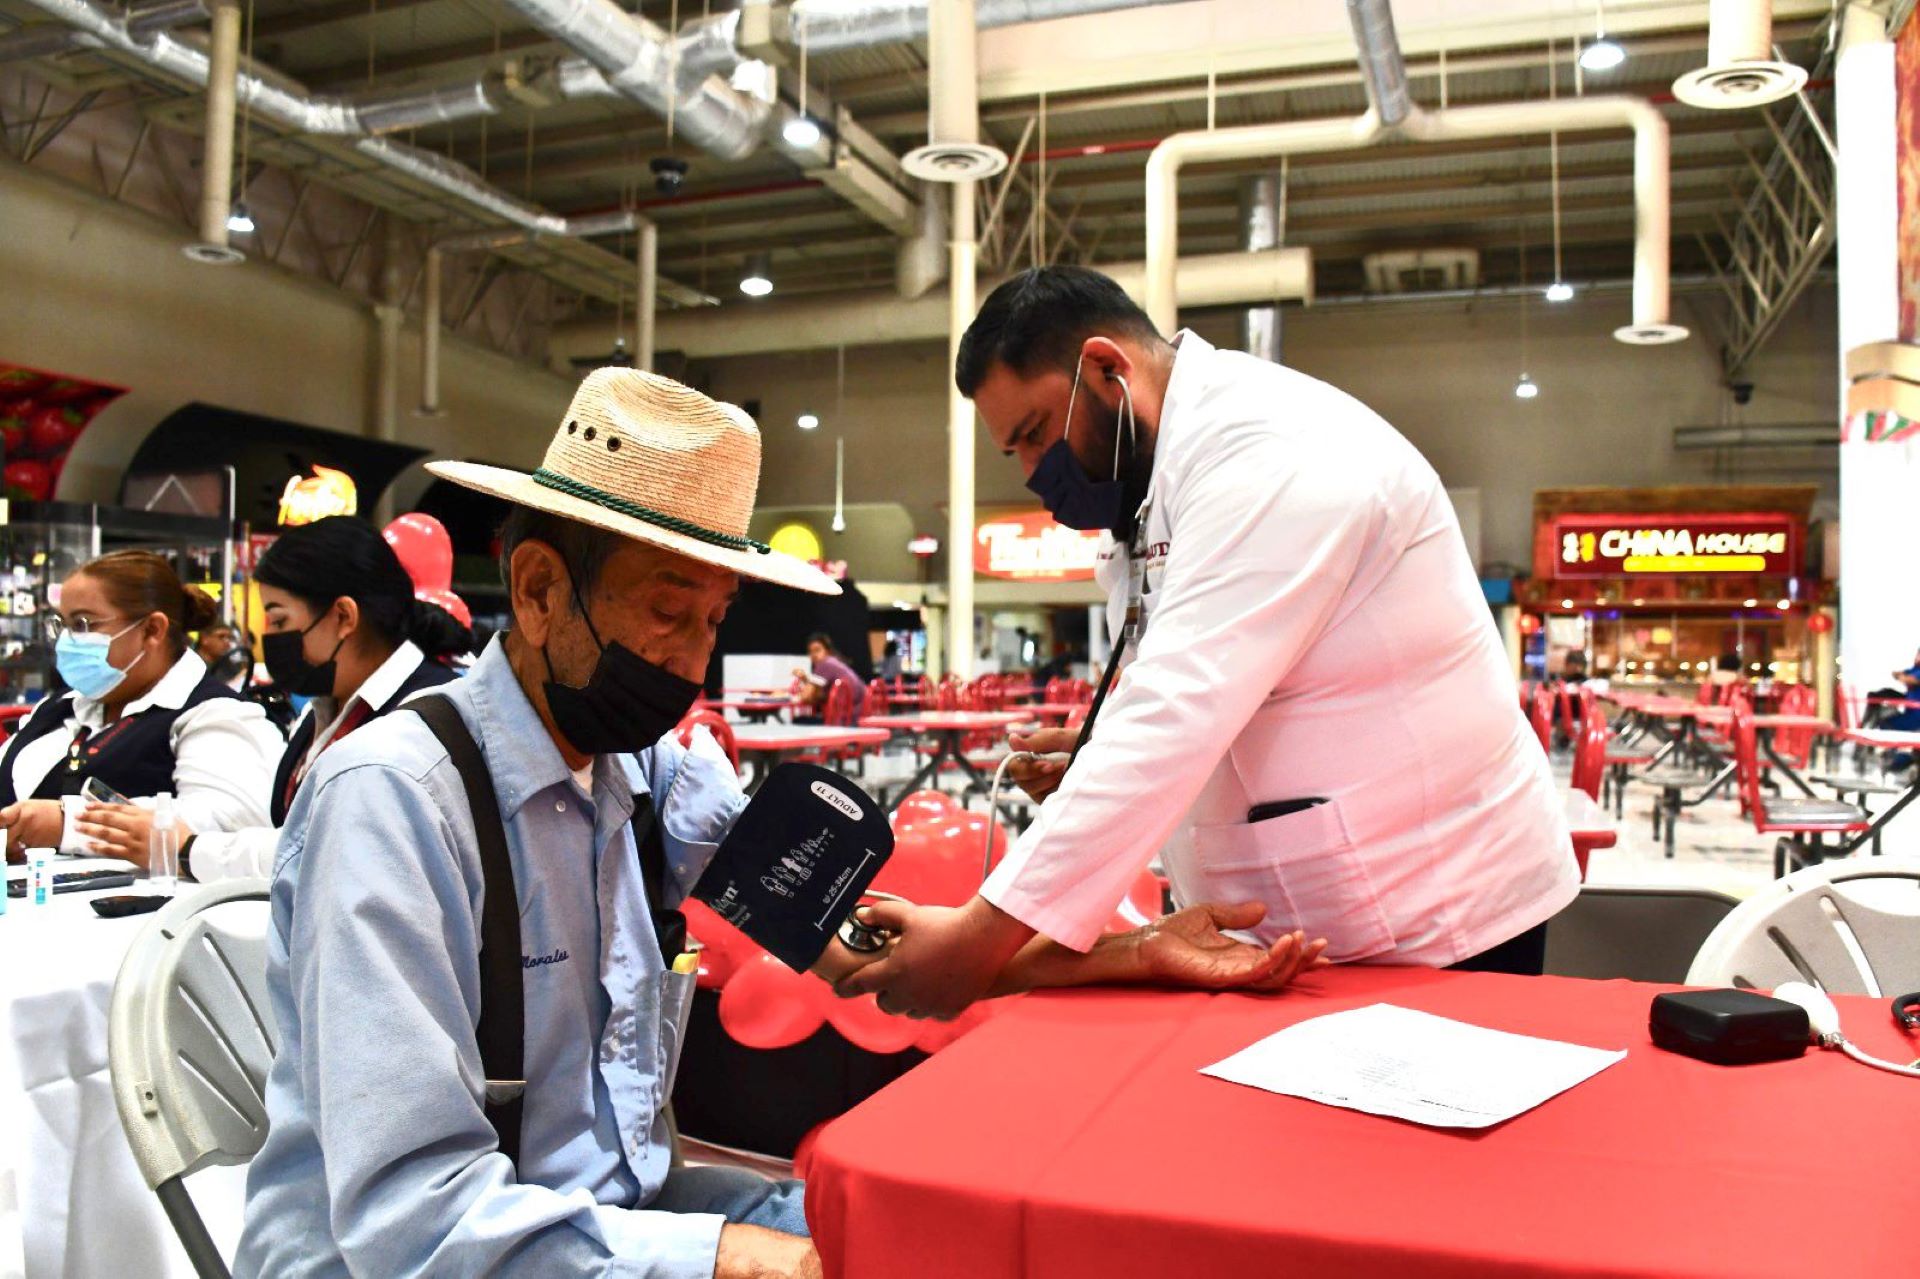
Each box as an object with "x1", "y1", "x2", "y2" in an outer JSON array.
[
  {"x1": 628, "y1": 795, "x2": 687, "y2": 962},
  {"x1": 408, "y1": 696, "x2": 525, "y2": 1165}
]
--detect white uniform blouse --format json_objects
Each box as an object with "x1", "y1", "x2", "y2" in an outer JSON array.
[
  {"x1": 7, "y1": 649, "x2": 283, "y2": 852},
  {"x1": 982, "y1": 332, "x2": 1577, "y2": 964}
]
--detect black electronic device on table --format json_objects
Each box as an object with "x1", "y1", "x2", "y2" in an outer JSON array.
[
  {"x1": 7, "y1": 868, "x2": 138, "y2": 898},
  {"x1": 91, "y1": 894, "x2": 170, "y2": 918}
]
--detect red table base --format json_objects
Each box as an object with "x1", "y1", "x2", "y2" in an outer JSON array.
[{"x1": 807, "y1": 969, "x2": 1914, "y2": 1278}]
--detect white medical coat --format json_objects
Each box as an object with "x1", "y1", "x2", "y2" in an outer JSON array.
[{"x1": 982, "y1": 333, "x2": 1578, "y2": 964}]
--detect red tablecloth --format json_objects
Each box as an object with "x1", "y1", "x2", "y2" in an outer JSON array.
[{"x1": 807, "y1": 969, "x2": 1915, "y2": 1278}]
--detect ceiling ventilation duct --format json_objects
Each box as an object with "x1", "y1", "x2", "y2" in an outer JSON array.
[
  {"x1": 1671, "y1": 0, "x2": 1808, "y2": 109},
  {"x1": 1361, "y1": 249, "x2": 1480, "y2": 293},
  {"x1": 902, "y1": 0, "x2": 1007, "y2": 181}
]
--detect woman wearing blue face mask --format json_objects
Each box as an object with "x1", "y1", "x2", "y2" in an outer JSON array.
[{"x1": 0, "y1": 551, "x2": 282, "y2": 863}]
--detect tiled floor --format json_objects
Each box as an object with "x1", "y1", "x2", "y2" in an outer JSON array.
[{"x1": 836, "y1": 738, "x2": 1920, "y2": 906}]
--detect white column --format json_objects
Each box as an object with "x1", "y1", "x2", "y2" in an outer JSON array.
[
  {"x1": 945, "y1": 179, "x2": 978, "y2": 680},
  {"x1": 1835, "y1": 3, "x2": 1907, "y2": 694}
]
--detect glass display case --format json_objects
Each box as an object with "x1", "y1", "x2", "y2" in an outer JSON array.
[{"x1": 0, "y1": 502, "x2": 235, "y2": 702}]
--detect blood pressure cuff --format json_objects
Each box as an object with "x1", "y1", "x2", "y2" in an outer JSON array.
[{"x1": 691, "y1": 763, "x2": 893, "y2": 972}]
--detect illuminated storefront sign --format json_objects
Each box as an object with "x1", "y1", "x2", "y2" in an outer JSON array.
[
  {"x1": 973, "y1": 511, "x2": 1101, "y2": 582},
  {"x1": 277, "y1": 464, "x2": 358, "y2": 525},
  {"x1": 1552, "y1": 513, "x2": 1798, "y2": 577}
]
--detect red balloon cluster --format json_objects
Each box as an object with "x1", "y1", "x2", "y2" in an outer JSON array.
[
  {"x1": 383, "y1": 514, "x2": 472, "y2": 632},
  {"x1": 0, "y1": 366, "x2": 122, "y2": 503},
  {"x1": 694, "y1": 788, "x2": 1163, "y2": 1056}
]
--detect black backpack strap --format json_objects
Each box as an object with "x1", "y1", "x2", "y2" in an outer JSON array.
[
  {"x1": 627, "y1": 792, "x2": 686, "y2": 963},
  {"x1": 408, "y1": 695, "x2": 524, "y2": 1165}
]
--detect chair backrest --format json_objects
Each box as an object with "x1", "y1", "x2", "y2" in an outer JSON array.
[
  {"x1": 1570, "y1": 710, "x2": 1607, "y2": 800},
  {"x1": 1837, "y1": 683, "x2": 1865, "y2": 733},
  {"x1": 1772, "y1": 684, "x2": 1819, "y2": 768},
  {"x1": 822, "y1": 678, "x2": 855, "y2": 727},
  {"x1": 1544, "y1": 885, "x2": 1742, "y2": 983},
  {"x1": 1728, "y1": 696, "x2": 1767, "y2": 825},
  {"x1": 110, "y1": 881, "x2": 275, "y2": 1203},
  {"x1": 866, "y1": 679, "x2": 891, "y2": 716},
  {"x1": 1529, "y1": 684, "x2": 1555, "y2": 752},
  {"x1": 1685, "y1": 861, "x2": 1920, "y2": 994},
  {"x1": 676, "y1": 708, "x2": 739, "y2": 771}
]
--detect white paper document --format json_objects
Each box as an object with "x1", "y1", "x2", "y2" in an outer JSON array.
[{"x1": 1200, "y1": 1003, "x2": 1627, "y2": 1129}]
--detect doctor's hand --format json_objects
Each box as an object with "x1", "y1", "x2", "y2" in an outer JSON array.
[
  {"x1": 1005, "y1": 727, "x2": 1075, "y2": 801},
  {"x1": 832, "y1": 896, "x2": 1036, "y2": 1021}
]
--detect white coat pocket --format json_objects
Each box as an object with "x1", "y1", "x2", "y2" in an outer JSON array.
[{"x1": 1191, "y1": 797, "x2": 1395, "y2": 963}]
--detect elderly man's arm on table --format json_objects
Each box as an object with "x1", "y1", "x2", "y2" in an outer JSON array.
[
  {"x1": 838, "y1": 425, "x2": 1377, "y2": 1017},
  {"x1": 278, "y1": 759, "x2": 811, "y2": 1279}
]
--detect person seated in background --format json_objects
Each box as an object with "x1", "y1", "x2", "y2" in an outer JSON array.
[
  {"x1": 1709, "y1": 652, "x2": 1745, "y2": 687},
  {"x1": 177, "y1": 516, "x2": 467, "y2": 883},
  {"x1": 877, "y1": 638, "x2": 904, "y2": 682},
  {"x1": 194, "y1": 621, "x2": 238, "y2": 668},
  {"x1": 793, "y1": 631, "x2": 865, "y2": 719},
  {"x1": 0, "y1": 550, "x2": 282, "y2": 863}
]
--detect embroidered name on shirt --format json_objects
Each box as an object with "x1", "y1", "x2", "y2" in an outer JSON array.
[{"x1": 522, "y1": 948, "x2": 570, "y2": 970}]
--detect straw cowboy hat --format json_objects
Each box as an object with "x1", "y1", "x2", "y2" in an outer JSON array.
[{"x1": 428, "y1": 368, "x2": 838, "y2": 596}]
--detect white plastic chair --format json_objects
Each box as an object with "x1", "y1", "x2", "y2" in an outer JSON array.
[
  {"x1": 1685, "y1": 860, "x2": 1920, "y2": 995},
  {"x1": 108, "y1": 880, "x2": 275, "y2": 1279},
  {"x1": 1545, "y1": 885, "x2": 1740, "y2": 984}
]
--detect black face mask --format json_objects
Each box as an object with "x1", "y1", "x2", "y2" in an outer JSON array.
[
  {"x1": 543, "y1": 575, "x2": 702, "y2": 757},
  {"x1": 262, "y1": 615, "x2": 343, "y2": 698},
  {"x1": 1026, "y1": 360, "x2": 1143, "y2": 538}
]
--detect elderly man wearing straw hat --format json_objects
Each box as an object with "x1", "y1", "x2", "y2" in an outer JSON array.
[{"x1": 237, "y1": 369, "x2": 1319, "y2": 1279}]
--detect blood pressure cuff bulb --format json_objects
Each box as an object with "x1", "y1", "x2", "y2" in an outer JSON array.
[{"x1": 690, "y1": 763, "x2": 894, "y2": 972}]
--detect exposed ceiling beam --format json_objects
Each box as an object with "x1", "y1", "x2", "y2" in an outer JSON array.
[{"x1": 254, "y1": 0, "x2": 447, "y2": 41}]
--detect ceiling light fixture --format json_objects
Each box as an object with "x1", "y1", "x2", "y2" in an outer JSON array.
[
  {"x1": 782, "y1": 114, "x2": 822, "y2": 148},
  {"x1": 739, "y1": 252, "x2": 773, "y2": 298},
  {"x1": 797, "y1": 412, "x2": 820, "y2": 430},
  {"x1": 226, "y1": 201, "x2": 256, "y2": 235},
  {"x1": 1515, "y1": 373, "x2": 1540, "y2": 399},
  {"x1": 1579, "y1": 1, "x2": 1625, "y2": 72},
  {"x1": 1544, "y1": 281, "x2": 1575, "y2": 303}
]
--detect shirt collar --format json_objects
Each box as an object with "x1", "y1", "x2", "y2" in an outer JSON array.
[
  {"x1": 1154, "y1": 328, "x2": 1212, "y2": 471},
  {"x1": 352, "y1": 640, "x2": 426, "y2": 715},
  {"x1": 460, "y1": 634, "x2": 632, "y2": 825},
  {"x1": 74, "y1": 649, "x2": 207, "y2": 723}
]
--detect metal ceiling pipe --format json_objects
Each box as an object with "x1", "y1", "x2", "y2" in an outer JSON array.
[
  {"x1": 0, "y1": 23, "x2": 86, "y2": 62},
  {"x1": 122, "y1": 0, "x2": 208, "y2": 38},
  {"x1": 18, "y1": 0, "x2": 507, "y2": 135},
  {"x1": 551, "y1": 247, "x2": 1313, "y2": 359},
  {"x1": 1672, "y1": 0, "x2": 1809, "y2": 109},
  {"x1": 636, "y1": 220, "x2": 658, "y2": 372},
  {"x1": 1143, "y1": 0, "x2": 1686, "y2": 347},
  {"x1": 1346, "y1": 0, "x2": 1412, "y2": 128},
  {"x1": 895, "y1": 179, "x2": 948, "y2": 297},
  {"x1": 184, "y1": 0, "x2": 243, "y2": 265},
  {"x1": 497, "y1": 0, "x2": 772, "y2": 162},
  {"x1": 1238, "y1": 173, "x2": 1283, "y2": 363},
  {"x1": 904, "y1": 0, "x2": 1005, "y2": 181},
  {"x1": 788, "y1": 0, "x2": 1183, "y2": 52},
  {"x1": 419, "y1": 249, "x2": 444, "y2": 417}
]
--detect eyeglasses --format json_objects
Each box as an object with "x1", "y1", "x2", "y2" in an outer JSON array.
[{"x1": 42, "y1": 613, "x2": 134, "y2": 646}]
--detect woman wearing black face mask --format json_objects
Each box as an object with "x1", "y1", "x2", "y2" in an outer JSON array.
[{"x1": 179, "y1": 516, "x2": 467, "y2": 883}]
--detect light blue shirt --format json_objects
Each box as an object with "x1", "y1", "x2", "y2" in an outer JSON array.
[{"x1": 237, "y1": 637, "x2": 748, "y2": 1277}]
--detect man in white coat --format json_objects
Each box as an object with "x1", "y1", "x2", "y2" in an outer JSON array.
[{"x1": 841, "y1": 266, "x2": 1578, "y2": 1019}]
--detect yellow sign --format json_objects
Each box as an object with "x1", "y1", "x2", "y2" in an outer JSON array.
[
  {"x1": 1622, "y1": 555, "x2": 1768, "y2": 574},
  {"x1": 277, "y1": 465, "x2": 358, "y2": 526}
]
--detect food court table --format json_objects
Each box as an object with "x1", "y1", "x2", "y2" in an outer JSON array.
[
  {"x1": 806, "y1": 968, "x2": 1913, "y2": 1279},
  {"x1": 857, "y1": 712, "x2": 1030, "y2": 810},
  {"x1": 0, "y1": 861, "x2": 246, "y2": 1279},
  {"x1": 702, "y1": 696, "x2": 800, "y2": 723},
  {"x1": 730, "y1": 722, "x2": 892, "y2": 792}
]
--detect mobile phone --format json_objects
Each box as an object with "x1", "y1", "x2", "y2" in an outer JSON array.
[
  {"x1": 81, "y1": 775, "x2": 133, "y2": 807},
  {"x1": 1248, "y1": 797, "x2": 1328, "y2": 824},
  {"x1": 91, "y1": 894, "x2": 169, "y2": 918}
]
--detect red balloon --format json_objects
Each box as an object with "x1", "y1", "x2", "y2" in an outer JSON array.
[
  {"x1": 716, "y1": 953, "x2": 829, "y2": 1050},
  {"x1": 26, "y1": 406, "x2": 84, "y2": 457},
  {"x1": 3, "y1": 459, "x2": 52, "y2": 501},
  {"x1": 890, "y1": 789, "x2": 961, "y2": 832},
  {"x1": 0, "y1": 418, "x2": 25, "y2": 457},
  {"x1": 826, "y1": 993, "x2": 925, "y2": 1055},
  {"x1": 870, "y1": 822, "x2": 981, "y2": 908},
  {"x1": 1107, "y1": 869, "x2": 1164, "y2": 934},
  {"x1": 683, "y1": 900, "x2": 757, "y2": 990},
  {"x1": 416, "y1": 587, "x2": 472, "y2": 630},
  {"x1": 383, "y1": 513, "x2": 455, "y2": 592}
]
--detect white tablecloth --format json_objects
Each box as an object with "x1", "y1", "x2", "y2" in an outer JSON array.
[{"x1": 1, "y1": 863, "x2": 248, "y2": 1278}]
